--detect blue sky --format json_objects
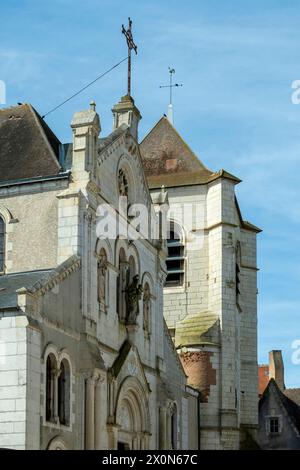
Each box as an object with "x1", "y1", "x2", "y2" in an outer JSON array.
[{"x1": 1, "y1": 0, "x2": 300, "y2": 386}]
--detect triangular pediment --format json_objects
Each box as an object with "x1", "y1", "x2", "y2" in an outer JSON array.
[{"x1": 110, "y1": 340, "x2": 151, "y2": 392}]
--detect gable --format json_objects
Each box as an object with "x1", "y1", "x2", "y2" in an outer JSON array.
[
  {"x1": 260, "y1": 380, "x2": 300, "y2": 436},
  {"x1": 0, "y1": 103, "x2": 61, "y2": 183},
  {"x1": 140, "y1": 116, "x2": 215, "y2": 188},
  {"x1": 110, "y1": 340, "x2": 151, "y2": 392},
  {"x1": 97, "y1": 126, "x2": 153, "y2": 211}
]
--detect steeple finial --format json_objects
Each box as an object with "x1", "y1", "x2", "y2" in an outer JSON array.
[{"x1": 159, "y1": 67, "x2": 183, "y2": 125}]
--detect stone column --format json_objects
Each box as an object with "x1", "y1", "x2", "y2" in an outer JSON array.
[
  {"x1": 85, "y1": 375, "x2": 96, "y2": 449},
  {"x1": 94, "y1": 374, "x2": 105, "y2": 449},
  {"x1": 53, "y1": 367, "x2": 60, "y2": 424},
  {"x1": 166, "y1": 413, "x2": 171, "y2": 450},
  {"x1": 159, "y1": 406, "x2": 167, "y2": 450}
]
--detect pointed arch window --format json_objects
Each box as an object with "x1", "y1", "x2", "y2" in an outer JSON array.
[{"x1": 0, "y1": 216, "x2": 5, "y2": 273}]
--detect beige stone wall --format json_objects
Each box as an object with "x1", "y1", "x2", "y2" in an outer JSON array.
[
  {"x1": 0, "y1": 180, "x2": 68, "y2": 273},
  {"x1": 151, "y1": 176, "x2": 259, "y2": 450}
]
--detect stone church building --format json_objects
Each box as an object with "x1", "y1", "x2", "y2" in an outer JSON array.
[
  {"x1": 0, "y1": 99, "x2": 199, "y2": 450},
  {"x1": 0, "y1": 93, "x2": 259, "y2": 450},
  {"x1": 141, "y1": 115, "x2": 261, "y2": 449}
]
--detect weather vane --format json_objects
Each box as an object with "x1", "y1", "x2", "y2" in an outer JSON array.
[
  {"x1": 122, "y1": 17, "x2": 137, "y2": 97},
  {"x1": 159, "y1": 68, "x2": 183, "y2": 124}
]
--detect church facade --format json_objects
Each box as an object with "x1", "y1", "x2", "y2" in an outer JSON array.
[
  {"x1": 141, "y1": 116, "x2": 261, "y2": 450},
  {"x1": 0, "y1": 100, "x2": 199, "y2": 450}
]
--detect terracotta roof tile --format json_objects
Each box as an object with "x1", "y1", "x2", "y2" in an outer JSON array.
[
  {"x1": 258, "y1": 365, "x2": 269, "y2": 396},
  {"x1": 140, "y1": 116, "x2": 211, "y2": 178}
]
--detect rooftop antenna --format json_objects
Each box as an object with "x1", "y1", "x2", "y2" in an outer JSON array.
[
  {"x1": 122, "y1": 17, "x2": 138, "y2": 97},
  {"x1": 159, "y1": 67, "x2": 183, "y2": 125}
]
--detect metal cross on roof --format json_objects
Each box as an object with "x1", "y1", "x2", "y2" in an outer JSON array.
[
  {"x1": 159, "y1": 68, "x2": 183, "y2": 107},
  {"x1": 159, "y1": 68, "x2": 183, "y2": 124},
  {"x1": 122, "y1": 17, "x2": 137, "y2": 97}
]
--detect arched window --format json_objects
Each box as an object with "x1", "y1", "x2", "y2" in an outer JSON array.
[
  {"x1": 58, "y1": 359, "x2": 71, "y2": 426},
  {"x1": 165, "y1": 222, "x2": 184, "y2": 287},
  {"x1": 117, "y1": 248, "x2": 127, "y2": 322},
  {"x1": 0, "y1": 216, "x2": 5, "y2": 273},
  {"x1": 98, "y1": 248, "x2": 108, "y2": 312},
  {"x1": 143, "y1": 283, "x2": 151, "y2": 335},
  {"x1": 128, "y1": 255, "x2": 136, "y2": 284},
  {"x1": 118, "y1": 168, "x2": 129, "y2": 198},
  {"x1": 46, "y1": 354, "x2": 57, "y2": 423}
]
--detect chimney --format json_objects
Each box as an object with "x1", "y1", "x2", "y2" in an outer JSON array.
[
  {"x1": 112, "y1": 95, "x2": 141, "y2": 141},
  {"x1": 269, "y1": 350, "x2": 285, "y2": 391},
  {"x1": 71, "y1": 101, "x2": 101, "y2": 182}
]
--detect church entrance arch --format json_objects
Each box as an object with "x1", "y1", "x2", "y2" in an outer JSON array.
[{"x1": 115, "y1": 376, "x2": 150, "y2": 450}]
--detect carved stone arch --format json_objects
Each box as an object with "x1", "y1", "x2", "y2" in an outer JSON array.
[
  {"x1": 115, "y1": 237, "x2": 129, "y2": 265},
  {"x1": 127, "y1": 243, "x2": 141, "y2": 277},
  {"x1": 95, "y1": 238, "x2": 113, "y2": 264},
  {"x1": 43, "y1": 343, "x2": 59, "y2": 364},
  {"x1": 117, "y1": 154, "x2": 137, "y2": 205},
  {"x1": 0, "y1": 205, "x2": 13, "y2": 224},
  {"x1": 47, "y1": 436, "x2": 68, "y2": 450},
  {"x1": 115, "y1": 376, "x2": 151, "y2": 437},
  {"x1": 58, "y1": 349, "x2": 74, "y2": 375},
  {"x1": 167, "y1": 218, "x2": 186, "y2": 245},
  {"x1": 141, "y1": 272, "x2": 155, "y2": 294}
]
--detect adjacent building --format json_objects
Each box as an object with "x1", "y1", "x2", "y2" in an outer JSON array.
[
  {"x1": 141, "y1": 116, "x2": 261, "y2": 450},
  {"x1": 258, "y1": 350, "x2": 300, "y2": 449}
]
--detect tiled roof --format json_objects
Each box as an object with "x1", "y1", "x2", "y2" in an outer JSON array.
[
  {"x1": 140, "y1": 116, "x2": 212, "y2": 184},
  {"x1": 0, "y1": 104, "x2": 61, "y2": 183},
  {"x1": 258, "y1": 365, "x2": 269, "y2": 395},
  {"x1": 0, "y1": 269, "x2": 53, "y2": 309},
  {"x1": 285, "y1": 388, "x2": 300, "y2": 407}
]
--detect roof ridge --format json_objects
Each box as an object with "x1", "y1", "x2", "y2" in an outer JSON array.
[
  {"x1": 141, "y1": 115, "x2": 211, "y2": 172},
  {"x1": 28, "y1": 104, "x2": 61, "y2": 171}
]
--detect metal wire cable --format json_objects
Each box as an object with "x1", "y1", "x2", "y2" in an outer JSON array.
[{"x1": 41, "y1": 56, "x2": 128, "y2": 119}]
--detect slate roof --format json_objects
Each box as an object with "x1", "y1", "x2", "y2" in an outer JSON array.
[
  {"x1": 0, "y1": 269, "x2": 53, "y2": 309},
  {"x1": 0, "y1": 103, "x2": 61, "y2": 183},
  {"x1": 284, "y1": 388, "x2": 300, "y2": 407},
  {"x1": 260, "y1": 379, "x2": 300, "y2": 434}
]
